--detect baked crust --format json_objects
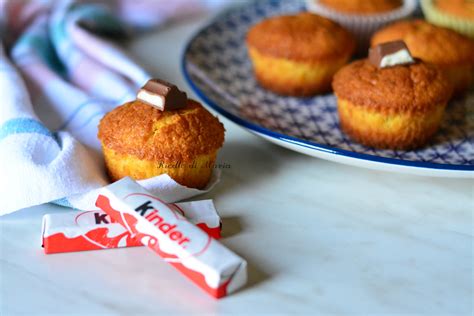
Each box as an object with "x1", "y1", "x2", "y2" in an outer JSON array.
[
  {"x1": 371, "y1": 19, "x2": 474, "y2": 66},
  {"x1": 319, "y1": 0, "x2": 402, "y2": 14},
  {"x1": 98, "y1": 99, "x2": 225, "y2": 162},
  {"x1": 332, "y1": 59, "x2": 452, "y2": 113},
  {"x1": 246, "y1": 12, "x2": 355, "y2": 62}
]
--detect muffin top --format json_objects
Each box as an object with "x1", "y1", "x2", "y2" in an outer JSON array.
[
  {"x1": 98, "y1": 99, "x2": 225, "y2": 162},
  {"x1": 435, "y1": 0, "x2": 474, "y2": 20},
  {"x1": 332, "y1": 59, "x2": 452, "y2": 112},
  {"x1": 246, "y1": 12, "x2": 355, "y2": 61},
  {"x1": 371, "y1": 20, "x2": 474, "y2": 66},
  {"x1": 318, "y1": 0, "x2": 403, "y2": 14}
]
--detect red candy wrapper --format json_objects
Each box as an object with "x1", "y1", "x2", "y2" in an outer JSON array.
[
  {"x1": 95, "y1": 177, "x2": 247, "y2": 298},
  {"x1": 42, "y1": 200, "x2": 221, "y2": 254}
]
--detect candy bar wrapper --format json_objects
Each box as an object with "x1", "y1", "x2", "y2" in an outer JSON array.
[
  {"x1": 95, "y1": 177, "x2": 247, "y2": 298},
  {"x1": 42, "y1": 200, "x2": 221, "y2": 254}
]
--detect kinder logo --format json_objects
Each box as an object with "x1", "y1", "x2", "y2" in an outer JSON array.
[
  {"x1": 124, "y1": 193, "x2": 211, "y2": 258},
  {"x1": 75, "y1": 211, "x2": 116, "y2": 226},
  {"x1": 76, "y1": 203, "x2": 184, "y2": 227},
  {"x1": 135, "y1": 200, "x2": 191, "y2": 247},
  {"x1": 75, "y1": 211, "x2": 108, "y2": 226},
  {"x1": 94, "y1": 212, "x2": 112, "y2": 224}
]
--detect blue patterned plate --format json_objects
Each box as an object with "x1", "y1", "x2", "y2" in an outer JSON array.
[{"x1": 182, "y1": 0, "x2": 473, "y2": 178}]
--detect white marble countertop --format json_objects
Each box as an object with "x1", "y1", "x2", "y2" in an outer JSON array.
[{"x1": 1, "y1": 5, "x2": 473, "y2": 316}]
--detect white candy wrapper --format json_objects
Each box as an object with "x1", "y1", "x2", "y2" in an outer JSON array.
[
  {"x1": 95, "y1": 177, "x2": 247, "y2": 298},
  {"x1": 55, "y1": 170, "x2": 221, "y2": 211},
  {"x1": 42, "y1": 200, "x2": 221, "y2": 254}
]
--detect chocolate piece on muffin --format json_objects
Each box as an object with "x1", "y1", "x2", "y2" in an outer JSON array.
[
  {"x1": 98, "y1": 91, "x2": 225, "y2": 189},
  {"x1": 332, "y1": 52, "x2": 452, "y2": 150},
  {"x1": 371, "y1": 19, "x2": 474, "y2": 95},
  {"x1": 368, "y1": 40, "x2": 415, "y2": 68},
  {"x1": 246, "y1": 12, "x2": 355, "y2": 96},
  {"x1": 137, "y1": 79, "x2": 187, "y2": 111}
]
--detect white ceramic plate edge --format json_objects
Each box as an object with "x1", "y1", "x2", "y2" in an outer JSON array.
[{"x1": 254, "y1": 132, "x2": 473, "y2": 178}]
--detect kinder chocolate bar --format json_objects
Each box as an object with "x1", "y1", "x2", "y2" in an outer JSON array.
[
  {"x1": 42, "y1": 200, "x2": 221, "y2": 254},
  {"x1": 95, "y1": 177, "x2": 247, "y2": 298},
  {"x1": 137, "y1": 78, "x2": 187, "y2": 111}
]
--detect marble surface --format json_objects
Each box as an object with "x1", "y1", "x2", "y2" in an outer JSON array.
[{"x1": 1, "y1": 5, "x2": 473, "y2": 316}]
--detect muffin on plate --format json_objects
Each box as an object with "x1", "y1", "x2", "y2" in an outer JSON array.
[
  {"x1": 434, "y1": 0, "x2": 474, "y2": 20},
  {"x1": 371, "y1": 20, "x2": 474, "y2": 95},
  {"x1": 246, "y1": 12, "x2": 355, "y2": 96},
  {"x1": 316, "y1": 0, "x2": 403, "y2": 14},
  {"x1": 421, "y1": 0, "x2": 474, "y2": 38},
  {"x1": 98, "y1": 98, "x2": 225, "y2": 189},
  {"x1": 306, "y1": 0, "x2": 416, "y2": 52},
  {"x1": 332, "y1": 45, "x2": 452, "y2": 150}
]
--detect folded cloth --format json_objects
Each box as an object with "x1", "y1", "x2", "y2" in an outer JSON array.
[{"x1": 0, "y1": 0, "x2": 221, "y2": 216}]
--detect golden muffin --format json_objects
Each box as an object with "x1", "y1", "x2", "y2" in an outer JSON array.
[
  {"x1": 246, "y1": 12, "x2": 355, "y2": 96},
  {"x1": 332, "y1": 59, "x2": 452, "y2": 149},
  {"x1": 98, "y1": 99, "x2": 225, "y2": 189},
  {"x1": 435, "y1": 0, "x2": 474, "y2": 20},
  {"x1": 371, "y1": 20, "x2": 474, "y2": 95},
  {"x1": 318, "y1": 0, "x2": 403, "y2": 14},
  {"x1": 421, "y1": 0, "x2": 474, "y2": 39}
]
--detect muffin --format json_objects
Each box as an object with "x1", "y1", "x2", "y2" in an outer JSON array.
[
  {"x1": 371, "y1": 20, "x2": 474, "y2": 95},
  {"x1": 306, "y1": 0, "x2": 416, "y2": 52},
  {"x1": 421, "y1": 0, "x2": 474, "y2": 38},
  {"x1": 435, "y1": 0, "x2": 474, "y2": 20},
  {"x1": 246, "y1": 12, "x2": 355, "y2": 96},
  {"x1": 332, "y1": 59, "x2": 452, "y2": 149},
  {"x1": 98, "y1": 99, "x2": 225, "y2": 189}
]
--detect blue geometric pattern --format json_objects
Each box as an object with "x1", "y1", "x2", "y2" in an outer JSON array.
[{"x1": 183, "y1": 0, "x2": 473, "y2": 170}]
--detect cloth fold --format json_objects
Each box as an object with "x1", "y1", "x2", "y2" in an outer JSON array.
[{"x1": 0, "y1": 0, "x2": 221, "y2": 216}]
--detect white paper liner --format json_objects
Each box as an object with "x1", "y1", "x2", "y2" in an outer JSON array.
[{"x1": 305, "y1": 0, "x2": 417, "y2": 53}]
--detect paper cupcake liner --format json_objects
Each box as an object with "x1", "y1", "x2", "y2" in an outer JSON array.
[
  {"x1": 305, "y1": 0, "x2": 417, "y2": 54},
  {"x1": 421, "y1": 0, "x2": 474, "y2": 39}
]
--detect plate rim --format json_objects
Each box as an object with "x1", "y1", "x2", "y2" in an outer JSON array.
[{"x1": 181, "y1": 5, "x2": 474, "y2": 174}]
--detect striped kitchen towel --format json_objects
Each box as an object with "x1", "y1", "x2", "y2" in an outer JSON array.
[{"x1": 0, "y1": 0, "x2": 221, "y2": 216}]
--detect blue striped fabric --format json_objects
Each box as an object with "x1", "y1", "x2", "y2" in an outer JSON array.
[
  {"x1": 56, "y1": 99, "x2": 100, "y2": 130},
  {"x1": 0, "y1": 0, "x2": 215, "y2": 215},
  {"x1": 14, "y1": 33, "x2": 65, "y2": 75},
  {"x1": 0, "y1": 118, "x2": 58, "y2": 143},
  {"x1": 76, "y1": 111, "x2": 104, "y2": 130}
]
